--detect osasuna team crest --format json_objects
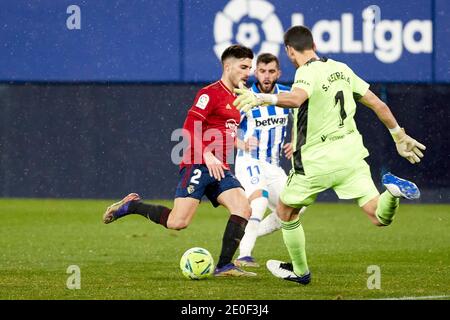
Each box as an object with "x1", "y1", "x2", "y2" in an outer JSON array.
[
  {"x1": 195, "y1": 94, "x2": 209, "y2": 110},
  {"x1": 225, "y1": 119, "x2": 238, "y2": 137},
  {"x1": 187, "y1": 185, "x2": 196, "y2": 194}
]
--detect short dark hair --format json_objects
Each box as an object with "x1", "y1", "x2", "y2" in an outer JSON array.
[
  {"x1": 256, "y1": 53, "x2": 279, "y2": 69},
  {"x1": 284, "y1": 26, "x2": 314, "y2": 52},
  {"x1": 221, "y1": 44, "x2": 254, "y2": 64}
]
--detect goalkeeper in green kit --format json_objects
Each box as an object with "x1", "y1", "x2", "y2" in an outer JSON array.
[{"x1": 233, "y1": 26, "x2": 426, "y2": 284}]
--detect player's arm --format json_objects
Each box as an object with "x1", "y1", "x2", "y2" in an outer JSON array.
[
  {"x1": 235, "y1": 136, "x2": 258, "y2": 152},
  {"x1": 235, "y1": 138, "x2": 246, "y2": 150},
  {"x1": 234, "y1": 69, "x2": 311, "y2": 111},
  {"x1": 233, "y1": 86, "x2": 308, "y2": 112},
  {"x1": 186, "y1": 90, "x2": 227, "y2": 180},
  {"x1": 282, "y1": 113, "x2": 294, "y2": 160},
  {"x1": 359, "y1": 90, "x2": 398, "y2": 129},
  {"x1": 358, "y1": 89, "x2": 426, "y2": 164},
  {"x1": 186, "y1": 113, "x2": 227, "y2": 181},
  {"x1": 283, "y1": 141, "x2": 293, "y2": 159},
  {"x1": 274, "y1": 88, "x2": 308, "y2": 108},
  {"x1": 235, "y1": 111, "x2": 258, "y2": 151},
  {"x1": 203, "y1": 151, "x2": 227, "y2": 181},
  {"x1": 282, "y1": 124, "x2": 295, "y2": 160}
]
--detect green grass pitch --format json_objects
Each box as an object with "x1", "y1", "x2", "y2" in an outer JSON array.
[{"x1": 0, "y1": 198, "x2": 449, "y2": 300}]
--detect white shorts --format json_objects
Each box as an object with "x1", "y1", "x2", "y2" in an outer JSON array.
[{"x1": 235, "y1": 155, "x2": 287, "y2": 211}]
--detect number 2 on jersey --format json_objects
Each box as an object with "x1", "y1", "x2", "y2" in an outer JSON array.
[
  {"x1": 334, "y1": 90, "x2": 347, "y2": 128},
  {"x1": 190, "y1": 169, "x2": 202, "y2": 184}
]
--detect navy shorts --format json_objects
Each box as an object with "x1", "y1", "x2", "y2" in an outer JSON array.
[{"x1": 175, "y1": 164, "x2": 243, "y2": 207}]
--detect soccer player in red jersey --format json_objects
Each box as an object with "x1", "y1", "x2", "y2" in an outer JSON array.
[{"x1": 103, "y1": 45, "x2": 257, "y2": 276}]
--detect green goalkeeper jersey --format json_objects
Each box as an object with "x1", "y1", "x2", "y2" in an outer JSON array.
[{"x1": 291, "y1": 57, "x2": 370, "y2": 176}]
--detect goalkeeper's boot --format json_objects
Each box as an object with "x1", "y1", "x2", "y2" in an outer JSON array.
[
  {"x1": 214, "y1": 263, "x2": 257, "y2": 277},
  {"x1": 266, "y1": 260, "x2": 311, "y2": 285},
  {"x1": 382, "y1": 173, "x2": 420, "y2": 200},
  {"x1": 103, "y1": 193, "x2": 141, "y2": 224},
  {"x1": 234, "y1": 256, "x2": 260, "y2": 268}
]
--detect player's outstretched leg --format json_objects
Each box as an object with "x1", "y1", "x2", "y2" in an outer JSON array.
[
  {"x1": 375, "y1": 173, "x2": 420, "y2": 226},
  {"x1": 103, "y1": 193, "x2": 141, "y2": 224},
  {"x1": 214, "y1": 214, "x2": 257, "y2": 277},
  {"x1": 279, "y1": 217, "x2": 310, "y2": 280},
  {"x1": 382, "y1": 173, "x2": 420, "y2": 200},
  {"x1": 214, "y1": 262, "x2": 257, "y2": 277},
  {"x1": 258, "y1": 206, "x2": 306, "y2": 237},
  {"x1": 103, "y1": 193, "x2": 172, "y2": 227},
  {"x1": 235, "y1": 195, "x2": 268, "y2": 268},
  {"x1": 257, "y1": 212, "x2": 281, "y2": 237},
  {"x1": 266, "y1": 260, "x2": 311, "y2": 285},
  {"x1": 266, "y1": 197, "x2": 311, "y2": 284},
  {"x1": 213, "y1": 188, "x2": 257, "y2": 277}
]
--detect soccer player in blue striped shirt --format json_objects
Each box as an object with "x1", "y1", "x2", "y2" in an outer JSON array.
[{"x1": 234, "y1": 53, "x2": 306, "y2": 268}]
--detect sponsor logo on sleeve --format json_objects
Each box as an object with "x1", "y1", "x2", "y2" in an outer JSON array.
[
  {"x1": 195, "y1": 94, "x2": 210, "y2": 109},
  {"x1": 295, "y1": 79, "x2": 310, "y2": 86}
]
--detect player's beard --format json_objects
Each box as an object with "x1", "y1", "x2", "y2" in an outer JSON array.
[{"x1": 258, "y1": 80, "x2": 276, "y2": 93}]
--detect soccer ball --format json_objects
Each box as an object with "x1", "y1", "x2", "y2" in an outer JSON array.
[{"x1": 179, "y1": 247, "x2": 214, "y2": 280}]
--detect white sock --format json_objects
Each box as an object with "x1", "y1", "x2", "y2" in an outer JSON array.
[
  {"x1": 257, "y1": 211, "x2": 281, "y2": 237},
  {"x1": 238, "y1": 197, "x2": 268, "y2": 258},
  {"x1": 258, "y1": 206, "x2": 306, "y2": 237}
]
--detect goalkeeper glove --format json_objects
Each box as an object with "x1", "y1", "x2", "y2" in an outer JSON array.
[
  {"x1": 233, "y1": 86, "x2": 277, "y2": 113},
  {"x1": 390, "y1": 127, "x2": 426, "y2": 164}
]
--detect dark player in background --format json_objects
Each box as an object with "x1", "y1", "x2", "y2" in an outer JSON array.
[{"x1": 103, "y1": 45, "x2": 257, "y2": 277}]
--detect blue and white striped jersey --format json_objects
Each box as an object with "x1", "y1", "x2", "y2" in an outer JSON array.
[{"x1": 236, "y1": 83, "x2": 291, "y2": 166}]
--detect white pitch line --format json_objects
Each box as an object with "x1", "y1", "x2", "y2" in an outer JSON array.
[{"x1": 372, "y1": 295, "x2": 450, "y2": 300}]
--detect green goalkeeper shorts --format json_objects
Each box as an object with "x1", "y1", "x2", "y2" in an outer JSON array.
[{"x1": 280, "y1": 160, "x2": 380, "y2": 208}]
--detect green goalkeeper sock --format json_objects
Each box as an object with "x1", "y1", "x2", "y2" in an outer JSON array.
[
  {"x1": 375, "y1": 191, "x2": 400, "y2": 226},
  {"x1": 281, "y1": 217, "x2": 309, "y2": 276}
]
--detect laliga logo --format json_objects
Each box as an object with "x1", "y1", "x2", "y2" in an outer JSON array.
[
  {"x1": 213, "y1": 0, "x2": 284, "y2": 67},
  {"x1": 214, "y1": 2, "x2": 432, "y2": 64},
  {"x1": 309, "y1": 5, "x2": 433, "y2": 63}
]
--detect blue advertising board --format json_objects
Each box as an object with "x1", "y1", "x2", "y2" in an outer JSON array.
[
  {"x1": 435, "y1": 0, "x2": 450, "y2": 82},
  {"x1": 184, "y1": 0, "x2": 434, "y2": 82},
  {"x1": 0, "y1": 0, "x2": 447, "y2": 82},
  {"x1": 0, "y1": 0, "x2": 180, "y2": 81}
]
